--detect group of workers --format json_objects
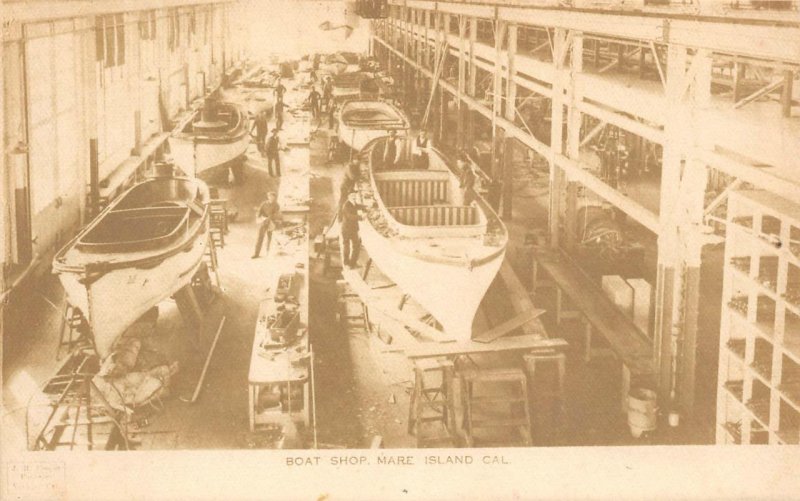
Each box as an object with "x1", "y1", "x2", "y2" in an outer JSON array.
[
  {"x1": 251, "y1": 78, "x2": 289, "y2": 177},
  {"x1": 248, "y1": 61, "x2": 481, "y2": 270}
]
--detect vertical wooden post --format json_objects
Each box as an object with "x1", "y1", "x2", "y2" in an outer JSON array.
[
  {"x1": 502, "y1": 24, "x2": 517, "y2": 220},
  {"x1": 457, "y1": 16, "x2": 467, "y2": 152},
  {"x1": 548, "y1": 28, "x2": 569, "y2": 249},
  {"x1": 89, "y1": 138, "x2": 100, "y2": 218},
  {"x1": 490, "y1": 18, "x2": 506, "y2": 181},
  {"x1": 781, "y1": 70, "x2": 794, "y2": 118},
  {"x1": 565, "y1": 32, "x2": 583, "y2": 251}
]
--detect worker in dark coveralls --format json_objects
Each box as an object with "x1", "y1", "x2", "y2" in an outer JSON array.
[
  {"x1": 274, "y1": 98, "x2": 285, "y2": 131},
  {"x1": 458, "y1": 151, "x2": 476, "y2": 205},
  {"x1": 323, "y1": 77, "x2": 334, "y2": 104},
  {"x1": 308, "y1": 87, "x2": 321, "y2": 120},
  {"x1": 340, "y1": 191, "x2": 364, "y2": 269},
  {"x1": 338, "y1": 160, "x2": 361, "y2": 209},
  {"x1": 252, "y1": 111, "x2": 268, "y2": 156},
  {"x1": 252, "y1": 192, "x2": 281, "y2": 258},
  {"x1": 274, "y1": 79, "x2": 286, "y2": 102},
  {"x1": 327, "y1": 98, "x2": 338, "y2": 130},
  {"x1": 265, "y1": 128, "x2": 284, "y2": 177}
]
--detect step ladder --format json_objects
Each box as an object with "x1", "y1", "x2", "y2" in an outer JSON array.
[
  {"x1": 460, "y1": 367, "x2": 532, "y2": 447},
  {"x1": 202, "y1": 236, "x2": 222, "y2": 289},
  {"x1": 408, "y1": 358, "x2": 457, "y2": 448},
  {"x1": 208, "y1": 197, "x2": 228, "y2": 249},
  {"x1": 28, "y1": 350, "x2": 130, "y2": 451},
  {"x1": 56, "y1": 304, "x2": 91, "y2": 360}
]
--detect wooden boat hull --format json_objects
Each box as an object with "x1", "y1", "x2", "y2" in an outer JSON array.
[
  {"x1": 170, "y1": 101, "x2": 250, "y2": 177},
  {"x1": 353, "y1": 139, "x2": 508, "y2": 341},
  {"x1": 338, "y1": 100, "x2": 409, "y2": 152},
  {"x1": 56, "y1": 235, "x2": 208, "y2": 358},
  {"x1": 358, "y1": 220, "x2": 504, "y2": 341},
  {"x1": 170, "y1": 132, "x2": 250, "y2": 177},
  {"x1": 53, "y1": 176, "x2": 210, "y2": 358}
]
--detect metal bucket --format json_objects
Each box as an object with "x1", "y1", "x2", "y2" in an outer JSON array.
[{"x1": 627, "y1": 388, "x2": 658, "y2": 438}]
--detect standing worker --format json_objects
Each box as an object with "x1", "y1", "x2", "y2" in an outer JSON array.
[
  {"x1": 274, "y1": 98, "x2": 285, "y2": 131},
  {"x1": 274, "y1": 79, "x2": 287, "y2": 102},
  {"x1": 412, "y1": 130, "x2": 430, "y2": 169},
  {"x1": 327, "y1": 98, "x2": 338, "y2": 130},
  {"x1": 252, "y1": 111, "x2": 268, "y2": 156},
  {"x1": 323, "y1": 76, "x2": 334, "y2": 104},
  {"x1": 339, "y1": 160, "x2": 361, "y2": 208},
  {"x1": 340, "y1": 191, "x2": 364, "y2": 269},
  {"x1": 458, "y1": 151, "x2": 476, "y2": 205},
  {"x1": 382, "y1": 130, "x2": 401, "y2": 169},
  {"x1": 308, "y1": 87, "x2": 321, "y2": 121},
  {"x1": 252, "y1": 192, "x2": 282, "y2": 258},
  {"x1": 265, "y1": 128, "x2": 284, "y2": 177}
]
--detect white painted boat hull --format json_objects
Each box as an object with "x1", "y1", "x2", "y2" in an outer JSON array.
[
  {"x1": 337, "y1": 100, "x2": 409, "y2": 152},
  {"x1": 57, "y1": 232, "x2": 208, "y2": 358},
  {"x1": 170, "y1": 133, "x2": 250, "y2": 177},
  {"x1": 338, "y1": 124, "x2": 397, "y2": 152},
  {"x1": 358, "y1": 220, "x2": 504, "y2": 341}
]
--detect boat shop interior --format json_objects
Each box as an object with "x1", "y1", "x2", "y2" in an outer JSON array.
[{"x1": 2, "y1": 0, "x2": 799, "y2": 452}]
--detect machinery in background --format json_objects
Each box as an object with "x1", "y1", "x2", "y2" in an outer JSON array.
[{"x1": 574, "y1": 203, "x2": 646, "y2": 279}]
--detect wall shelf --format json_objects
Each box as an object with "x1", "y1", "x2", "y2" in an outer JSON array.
[{"x1": 716, "y1": 189, "x2": 800, "y2": 445}]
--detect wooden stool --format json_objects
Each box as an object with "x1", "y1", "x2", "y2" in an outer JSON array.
[
  {"x1": 460, "y1": 367, "x2": 532, "y2": 447},
  {"x1": 523, "y1": 350, "x2": 567, "y2": 427},
  {"x1": 408, "y1": 358, "x2": 457, "y2": 447}
]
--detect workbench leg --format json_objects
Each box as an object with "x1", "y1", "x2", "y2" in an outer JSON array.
[
  {"x1": 583, "y1": 318, "x2": 592, "y2": 363},
  {"x1": 555, "y1": 288, "x2": 563, "y2": 325},
  {"x1": 621, "y1": 363, "x2": 631, "y2": 415},
  {"x1": 304, "y1": 379, "x2": 311, "y2": 427},
  {"x1": 531, "y1": 259, "x2": 539, "y2": 302},
  {"x1": 249, "y1": 384, "x2": 256, "y2": 432}
]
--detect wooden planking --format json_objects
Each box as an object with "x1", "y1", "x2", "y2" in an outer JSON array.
[
  {"x1": 377, "y1": 179, "x2": 449, "y2": 207},
  {"x1": 498, "y1": 259, "x2": 548, "y2": 339},
  {"x1": 473, "y1": 308, "x2": 547, "y2": 344},
  {"x1": 388, "y1": 206, "x2": 478, "y2": 226},
  {"x1": 534, "y1": 250, "x2": 656, "y2": 376},
  {"x1": 405, "y1": 334, "x2": 568, "y2": 359},
  {"x1": 340, "y1": 264, "x2": 455, "y2": 344}
]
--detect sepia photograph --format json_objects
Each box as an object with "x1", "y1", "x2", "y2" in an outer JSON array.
[{"x1": 1, "y1": 0, "x2": 799, "y2": 498}]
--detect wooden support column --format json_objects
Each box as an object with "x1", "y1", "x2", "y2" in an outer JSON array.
[
  {"x1": 548, "y1": 28, "x2": 570, "y2": 249},
  {"x1": 457, "y1": 16, "x2": 468, "y2": 152},
  {"x1": 565, "y1": 32, "x2": 583, "y2": 251},
  {"x1": 467, "y1": 17, "x2": 478, "y2": 144},
  {"x1": 490, "y1": 19, "x2": 506, "y2": 181},
  {"x1": 402, "y1": 5, "x2": 410, "y2": 62},
  {"x1": 502, "y1": 24, "x2": 518, "y2": 220},
  {"x1": 655, "y1": 44, "x2": 711, "y2": 419}
]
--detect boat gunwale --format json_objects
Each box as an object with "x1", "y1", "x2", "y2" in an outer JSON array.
[
  {"x1": 364, "y1": 138, "x2": 507, "y2": 269},
  {"x1": 171, "y1": 101, "x2": 250, "y2": 145},
  {"x1": 339, "y1": 99, "x2": 410, "y2": 131},
  {"x1": 52, "y1": 177, "x2": 209, "y2": 277},
  {"x1": 76, "y1": 205, "x2": 193, "y2": 252}
]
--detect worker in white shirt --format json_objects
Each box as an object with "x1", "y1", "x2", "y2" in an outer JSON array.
[
  {"x1": 382, "y1": 130, "x2": 402, "y2": 169},
  {"x1": 412, "y1": 130, "x2": 430, "y2": 169}
]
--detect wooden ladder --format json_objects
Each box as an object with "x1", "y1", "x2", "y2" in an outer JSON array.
[
  {"x1": 408, "y1": 358, "x2": 458, "y2": 448},
  {"x1": 460, "y1": 367, "x2": 532, "y2": 447}
]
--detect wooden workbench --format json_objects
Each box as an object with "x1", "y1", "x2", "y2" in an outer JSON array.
[
  {"x1": 532, "y1": 249, "x2": 656, "y2": 378},
  {"x1": 248, "y1": 270, "x2": 309, "y2": 432}
]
